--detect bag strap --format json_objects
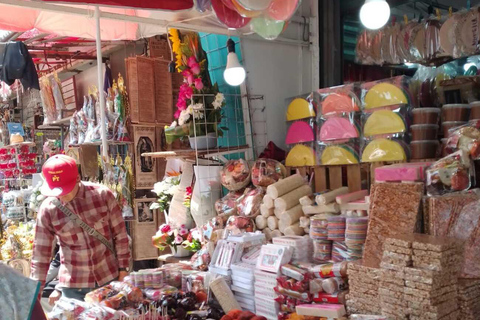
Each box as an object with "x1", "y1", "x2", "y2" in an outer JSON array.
[{"x1": 52, "y1": 199, "x2": 116, "y2": 255}]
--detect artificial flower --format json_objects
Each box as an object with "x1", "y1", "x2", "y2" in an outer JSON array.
[
  {"x1": 179, "y1": 228, "x2": 189, "y2": 236},
  {"x1": 187, "y1": 56, "x2": 198, "y2": 68},
  {"x1": 170, "y1": 121, "x2": 177, "y2": 128},
  {"x1": 176, "y1": 96, "x2": 187, "y2": 111},
  {"x1": 187, "y1": 74, "x2": 195, "y2": 86},
  {"x1": 160, "y1": 224, "x2": 171, "y2": 233},
  {"x1": 191, "y1": 63, "x2": 201, "y2": 75},
  {"x1": 194, "y1": 78, "x2": 204, "y2": 90},
  {"x1": 175, "y1": 235, "x2": 184, "y2": 244},
  {"x1": 212, "y1": 100, "x2": 222, "y2": 110},
  {"x1": 174, "y1": 109, "x2": 181, "y2": 119},
  {"x1": 215, "y1": 93, "x2": 225, "y2": 103},
  {"x1": 186, "y1": 104, "x2": 194, "y2": 115}
]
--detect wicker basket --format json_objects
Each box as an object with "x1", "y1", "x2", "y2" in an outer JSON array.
[
  {"x1": 154, "y1": 59, "x2": 185, "y2": 125},
  {"x1": 126, "y1": 57, "x2": 155, "y2": 124},
  {"x1": 210, "y1": 277, "x2": 242, "y2": 313}
]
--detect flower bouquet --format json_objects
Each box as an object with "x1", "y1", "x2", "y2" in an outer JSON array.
[
  {"x1": 164, "y1": 30, "x2": 227, "y2": 145},
  {"x1": 150, "y1": 175, "x2": 181, "y2": 213},
  {"x1": 152, "y1": 223, "x2": 192, "y2": 257}
]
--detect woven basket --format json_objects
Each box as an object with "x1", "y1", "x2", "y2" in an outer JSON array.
[
  {"x1": 210, "y1": 277, "x2": 242, "y2": 313},
  {"x1": 126, "y1": 57, "x2": 155, "y2": 124}
]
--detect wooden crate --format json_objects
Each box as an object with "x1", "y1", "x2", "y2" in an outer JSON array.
[{"x1": 126, "y1": 57, "x2": 155, "y2": 124}]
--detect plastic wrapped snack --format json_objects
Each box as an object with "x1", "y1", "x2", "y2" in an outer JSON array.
[
  {"x1": 317, "y1": 142, "x2": 360, "y2": 165},
  {"x1": 214, "y1": 191, "x2": 243, "y2": 216},
  {"x1": 237, "y1": 187, "x2": 265, "y2": 217},
  {"x1": 220, "y1": 159, "x2": 251, "y2": 191},
  {"x1": 361, "y1": 138, "x2": 408, "y2": 162},
  {"x1": 318, "y1": 84, "x2": 361, "y2": 117},
  {"x1": 286, "y1": 120, "x2": 315, "y2": 145},
  {"x1": 109, "y1": 281, "x2": 143, "y2": 302},
  {"x1": 426, "y1": 150, "x2": 472, "y2": 195},
  {"x1": 48, "y1": 298, "x2": 87, "y2": 320},
  {"x1": 446, "y1": 120, "x2": 480, "y2": 159},
  {"x1": 361, "y1": 76, "x2": 414, "y2": 110},
  {"x1": 226, "y1": 215, "x2": 255, "y2": 235},
  {"x1": 144, "y1": 286, "x2": 178, "y2": 300},
  {"x1": 251, "y1": 158, "x2": 287, "y2": 187},
  {"x1": 85, "y1": 285, "x2": 115, "y2": 303},
  {"x1": 100, "y1": 292, "x2": 128, "y2": 309}
]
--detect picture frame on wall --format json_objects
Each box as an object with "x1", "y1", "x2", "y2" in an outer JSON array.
[
  {"x1": 132, "y1": 198, "x2": 160, "y2": 260},
  {"x1": 132, "y1": 124, "x2": 158, "y2": 189}
]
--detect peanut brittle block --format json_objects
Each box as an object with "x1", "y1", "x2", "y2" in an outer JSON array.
[{"x1": 384, "y1": 243, "x2": 413, "y2": 255}]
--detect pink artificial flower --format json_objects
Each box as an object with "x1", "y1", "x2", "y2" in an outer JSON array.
[
  {"x1": 184, "y1": 85, "x2": 193, "y2": 99},
  {"x1": 179, "y1": 228, "x2": 188, "y2": 236},
  {"x1": 181, "y1": 224, "x2": 186, "y2": 229},
  {"x1": 174, "y1": 109, "x2": 181, "y2": 119},
  {"x1": 187, "y1": 56, "x2": 198, "y2": 68},
  {"x1": 175, "y1": 235, "x2": 184, "y2": 244},
  {"x1": 190, "y1": 63, "x2": 201, "y2": 75},
  {"x1": 182, "y1": 69, "x2": 192, "y2": 78},
  {"x1": 160, "y1": 224, "x2": 171, "y2": 233},
  {"x1": 176, "y1": 97, "x2": 187, "y2": 111},
  {"x1": 187, "y1": 74, "x2": 194, "y2": 86},
  {"x1": 194, "y1": 78, "x2": 204, "y2": 90}
]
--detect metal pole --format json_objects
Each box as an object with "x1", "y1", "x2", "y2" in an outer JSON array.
[{"x1": 95, "y1": 6, "x2": 108, "y2": 158}]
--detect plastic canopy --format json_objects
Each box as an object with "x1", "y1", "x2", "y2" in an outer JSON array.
[
  {"x1": 40, "y1": 0, "x2": 193, "y2": 10},
  {"x1": 0, "y1": 0, "x2": 223, "y2": 40}
]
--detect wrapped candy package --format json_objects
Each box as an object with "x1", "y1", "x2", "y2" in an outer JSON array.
[
  {"x1": 251, "y1": 158, "x2": 287, "y2": 187},
  {"x1": 445, "y1": 120, "x2": 480, "y2": 159},
  {"x1": 220, "y1": 159, "x2": 251, "y2": 191},
  {"x1": 214, "y1": 191, "x2": 243, "y2": 216},
  {"x1": 426, "y1": 150, "x2": 472, "y2": 195},
  {"x1": 237, "y1": 187, "x2": 265, "y2": 218}
]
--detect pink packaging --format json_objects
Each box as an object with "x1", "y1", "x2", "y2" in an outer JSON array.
[{"x1": 374, "y1": 162, "x2": 433, "y2": 182}]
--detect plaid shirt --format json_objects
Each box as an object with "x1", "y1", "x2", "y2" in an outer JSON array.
[{"x1": 31, "y1": 182, "x2": 130, "y2": 288}]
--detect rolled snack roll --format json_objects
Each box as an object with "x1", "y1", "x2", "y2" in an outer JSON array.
[
  {"x1": 284, "y1": 223, "x2": 305, "y2": 236},
  {"x1": 302, "y1": 203, "x2": 339, "y2": 215},
  {"x1": 255, "y1": 215, "x2": 267, "y2": 230},
  {"x1": 316, "y1": 187, "x2": 349, "y2": 205},
  {"x1": 299, "y1": 194, "x2": 315, "y2": 206},
  {"x1": 263, "y1": 195, "x2": 274, "y2": 208},
  {"x1": 275, "y1": 185, "x2": 312, "y2": 211},
  {"x1": 271, "y1": 229, "x2": 282, "y2": 238},
  {"x1": 263, "y1": 227, "x2": 273, "y2": 242},
  {"x1": 278, "y1": 219, "x2": 289, "y2": 234},
  {"x1": 274, "y1": 207, "x2": 283, "y2": 219},
  {"x1": 266, "y1": 174, "x2": 306, "y2": 199},
  {"x1": 280, "y1": 204, "x2": 304, "y2": 225},
  {"x1": 260, "y1": 204, "x2": 274, "y2": 218},
  {"x1": 335, "y1": 190, "x2": 368, "y2": 204},
  {"x1": 304, "y1": 227, "x2": 310, "y2": 234},
  {"x1": 267, "y1": 215, "x2": 279, "y2": 230},
  {"x1": 299, "y1": 216, "x2": 311, "y2": 228}
]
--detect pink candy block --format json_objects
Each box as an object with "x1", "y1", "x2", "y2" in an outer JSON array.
[
  {"x1": 286, "y1": 121, "x2": 315, "y2": 144},
  {"x1": 375, "y1": 162, "x2": 433, "y2": 182}
]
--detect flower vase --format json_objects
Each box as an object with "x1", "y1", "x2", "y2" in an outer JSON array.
[
  {"x1": 189, "y1": 132, "x2": 217, "y2": 150},
  {"x1": 169, "y1": 245, "x2": 191, "y2": 258}
]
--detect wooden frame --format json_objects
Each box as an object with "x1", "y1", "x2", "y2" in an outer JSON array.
[
  {"x1": 132, "y1": 124, "x2": 158, "y2": 189},
  {"x1": 132, "y1": 198, "x2": 159, "y2": 261}
]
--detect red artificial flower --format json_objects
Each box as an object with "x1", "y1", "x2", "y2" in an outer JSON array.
[
  {"x1": 174, "y1": 109, "x2": 181, "y2": 119},
  {"x1": 186, "y1": 186, "x2": 192, "y2": 195},
  {"x1": 160, "y1": 224, "x2": 171, "y2": 233}
]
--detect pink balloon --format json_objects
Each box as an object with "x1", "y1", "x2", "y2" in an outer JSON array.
[
  {"x1": 267, "y1": 0, "x2": 301, "y2": 21},
  {"x1": 212, "y1": 0, "x2": 251, "y2": 29}
]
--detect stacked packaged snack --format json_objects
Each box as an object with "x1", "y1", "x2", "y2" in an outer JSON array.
[
  {"x1": 275, "y1": 265, "x2": 312, "y2": 317},
  {"x1": 316, "y1": 84, "x2": 362, "y2": 165},
  {"x1": 285, "y1": 93, "x2": 318, "y2": 166},
  {"x1": 360, "y1": 77, "x2": 412, "y2": 162},
  {"x1": 251, "y1": 159, "x2": 287, "y2": 187},
  {"x1": 230, "y1": 262, "x2": 256, "y2": 312},
  {"x1": 310, "y1": 262, "x2": 349, "y2": 307},
  {"x1": 220, "y1": 159, "x2": 251, "y2": 191}
]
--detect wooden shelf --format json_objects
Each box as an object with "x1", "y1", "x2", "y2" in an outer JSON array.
[
  {"x1": 38, "y1": 116, "x2": 73, "y2": 129},
  {"x1": 141, "y1": 145, "x2": 250, "y2": 159},
  {"x1": 3, "y1": 142, "x2": 36, "y2": 149}
]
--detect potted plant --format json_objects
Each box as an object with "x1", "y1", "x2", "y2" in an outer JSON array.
[{"x1": 164, "y1": 29, "x2": 227, "y2": 149}]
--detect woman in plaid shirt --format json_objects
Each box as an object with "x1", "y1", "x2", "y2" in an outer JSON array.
[{"x1": 31, "y1": 155, "x2": 131, "y2": 302}]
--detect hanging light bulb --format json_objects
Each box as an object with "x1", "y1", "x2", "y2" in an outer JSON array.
[
  {"x1": 360, "y1": 0, "x2": 390, "y2": 30},
  {"x1": 224, "y1": 39, "x2": 246, "y2": 86}
]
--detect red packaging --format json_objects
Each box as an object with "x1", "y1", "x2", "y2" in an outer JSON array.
[{"x1": 312, "y1": 291, "x2": 348, "y2": 304}]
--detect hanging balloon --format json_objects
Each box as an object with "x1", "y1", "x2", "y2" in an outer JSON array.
[
  {"x1": 251, "y1": 15, "x2": 285, "y2": 40},
  {"x1": 236, "y1": 0, "x2": 272, "y2": 11},
  {"x1": 221, "y1": 0, "x2": 236, "y2": 10},
  {"x1": 212, "y1": 0, "x2": 251, "y2": 28},
  {"x1": 231, "y1": 0, "x2": 262, "y2": 18},
  {"x1": 267, "y1": 0, "x2": 301, "y2": 21},
  {"x1": 195, "y1": 0, "x2": 212, "y2": 12}
]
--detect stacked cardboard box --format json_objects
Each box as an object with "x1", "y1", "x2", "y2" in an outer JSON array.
[
  {"x1": 345, "y1": 260, "x2": 382, "y2": 315},
  {"x1": 378, "y1": 234, "x2": 461, "y2": 320},
  {"x1": 458, "y1": 279, "x2": 480, "y2": 319}
]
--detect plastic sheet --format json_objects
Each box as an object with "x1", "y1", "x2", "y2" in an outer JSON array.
[
  {"x1": 426, "y1": 150, "x2": 473, "y2": 195},
  {"x1": 220, "y1": 159, "x2": 251, "y2": 191},
  {"x1": 251, "y1": 158, "x2": 287, "y2": 187}
]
